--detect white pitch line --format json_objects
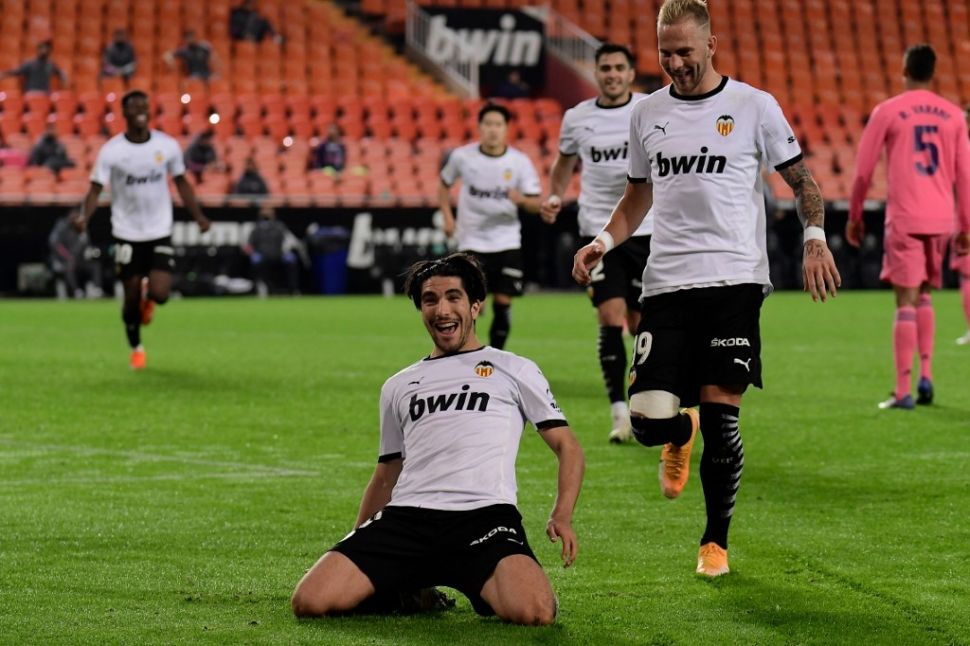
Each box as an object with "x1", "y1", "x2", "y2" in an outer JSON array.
[
  {"x1": 0, "y1": 470, "x2": 319, "y2": 487},
  {"x1": 0, "y1": 438, "x2": 321, "y2": 477}
]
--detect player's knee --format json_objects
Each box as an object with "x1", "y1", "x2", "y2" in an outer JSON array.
[
  {"x1": 290, "y1": 587, "x2": 319, "y2": 617},
  {"x1": 503, "y1": 592, "x2": 556, "y2": 626},
  {"x1": 629, "y1": 391, "x2": 680, "y2": 446},
  {"x1": 150, "y1": 291, "x2": 169, "y2": 305},
  {"x1": 290, "y1": 587, "x2": 346, "y2": 618}
]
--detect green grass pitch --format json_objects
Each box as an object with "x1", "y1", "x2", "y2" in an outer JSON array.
[{"x1": 1, "y1": 291, "x2": 969, "y2": 645}]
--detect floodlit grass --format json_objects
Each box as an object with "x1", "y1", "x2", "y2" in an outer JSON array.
[{"x1": 1, "y1": 291, "x2": 969, "y2": 645}]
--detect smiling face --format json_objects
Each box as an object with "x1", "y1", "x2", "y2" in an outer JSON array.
[
  {"x1": 594, "y1": 51, "x2": 636, "y2": 103},
  {"x1": 419, "y1": 276, "x2": 482, "y2": 357},
  {"x1": 658, "y1": 18, "x2": 717, "y2": 96}
]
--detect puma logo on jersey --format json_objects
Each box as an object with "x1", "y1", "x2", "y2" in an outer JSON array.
[
  {"x1": 733, "y1": 357, "x2": 752, "y2": 371},
  {"x1": 656, "y1": 147, "x2": 727, "y2": 177},
  {"x1": 653, "y1": 122, "x2": 668, "y2": 135},
  {"x1": 711, "y1": 337, "x2": 750, "y2": 347},
  {"x1": 409, "y1": 384, "x2": 490, "y2": 421},
  {"x1": 468, "y1": 184, "x2": 510, "y2": 200},
  {"x1": 589, "y1": 142, "x2": 628, "y2": 162},
  {"x1": 125, "y1": 170, "x2": 165, "y2": 185}
]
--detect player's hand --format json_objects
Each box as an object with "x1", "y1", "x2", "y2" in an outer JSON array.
[
  {"x1": 539, "y1": 195, "x2": 562, "y2": 224},
  {"x1": 70, "y1": 212, "x2": 87, "y2": 232},
  {"x1": 845, "y1": 220, "x2": 864, "y2": 248},
  {"x1": 546, "y1": 516, "x2": 578, "y2": 568},
  {"x1": 955, "y1": 231, "x2": 970, "y2": 256},
  {"x1": 196, "y1": 216, "x2": 212, "y2": 233},
  {"x1": 803, "y1": 239, "x2": 841, "y2": 302},
  {"x1": 572, "y1": 240, "x2": 605, "y2": 286},
  {"x1": 442, "y1": 214, "x2": 456, "y2": 238}
]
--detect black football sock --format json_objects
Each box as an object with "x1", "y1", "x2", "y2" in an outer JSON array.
[
  {"x1": 699, "y1": 402, "x2": 744, "y2": 550},
  {"x1": 123, "y1": 307, "x2": 141, "y2": 349},
  {"x1": 598, "y1": 325, "x2": 627, "y2": 404},
  {"x1": 490, "y1": 303, "x2": 511, "y2": 349}
]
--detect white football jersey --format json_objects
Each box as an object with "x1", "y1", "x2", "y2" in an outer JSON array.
[
  {"x1": 559, "y1": 92, "x2": 653, "y2": 237},
  {"x1": 90, "y1": 130, "x2": 185, "y2": 242},
  {"x1": 378, "y1": 346, "x2": 567, "y2": 511},
  {"x1": 440, "y1": 143, "x2": 542, "y2": 253},
  {"x1": 628, "y1": 77, "x2": 802, "y2": 297}
]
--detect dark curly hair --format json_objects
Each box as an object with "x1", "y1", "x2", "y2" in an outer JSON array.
[{"x1": 404, "y1": 252, "x2": 487, "y2": 309}]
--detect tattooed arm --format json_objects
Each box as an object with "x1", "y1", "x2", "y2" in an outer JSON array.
[{"x1": 777, "y1": 160, "x2": 841, "y2": 302}]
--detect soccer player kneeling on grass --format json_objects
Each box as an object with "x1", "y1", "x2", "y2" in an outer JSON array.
[
  {"x1": 291, "y1": 253, "x2": 584, "y2": 625},
  {"x1": 73, "y1": 90, "x2": 211, "y2": 370}
]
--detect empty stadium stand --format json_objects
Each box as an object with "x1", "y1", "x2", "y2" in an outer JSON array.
[{"x1": 1, "y1": 0, "x2": 968, "y2": 207}]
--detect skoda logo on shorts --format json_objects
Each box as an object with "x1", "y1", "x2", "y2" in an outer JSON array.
[
  {"x1": 715, "y1": 115, "x2": 734, "y2": 136},
  {"x1": 474, "y1": 361, "x2": 494, "y2": 377}
]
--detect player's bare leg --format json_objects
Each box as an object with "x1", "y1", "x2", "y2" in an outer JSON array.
[
  {"x1": 479, "y1": 555, "x2": 557, "y2": 625},
  {"x1": 142, "y1": 269, "x2": 172, "y2": 325},
  {"x1": 291, "y1": 551, "x2": 376, "y2": 617}
]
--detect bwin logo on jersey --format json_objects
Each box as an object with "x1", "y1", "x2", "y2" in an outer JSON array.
[
  {"x1": 655, "y1": 147, "x2": 727, "y2": 177},
  {"x1": 125, "y1": 170, "x2": 165, "y2": 185},
  {"x1": 468, "y1": 185, "x2": 510, "y2": 200},
  {"x1": 409, "y1": 384, "x2": 490, "y2": 421},
  {"x1": 716, "y1": 115, "x2": 735, "y2": 136},
  {"x1": 590, "y1": 142, "x2": 629, "y2": 163}
]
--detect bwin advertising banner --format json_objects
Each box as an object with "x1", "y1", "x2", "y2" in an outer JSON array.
[{"x1": 423, "y1": 8, "x2": 546, "y2": 96}]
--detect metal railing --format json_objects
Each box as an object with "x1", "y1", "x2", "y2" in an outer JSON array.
[
  {"x1": 524, "y1": 5, "x2": 600, "y2": 86},
  {"x1": 405, "y1": 1, "x2": 480, "y2": 99}
]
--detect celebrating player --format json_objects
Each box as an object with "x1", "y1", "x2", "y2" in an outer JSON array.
[
  {"x1": 846, "y1": 45, "x2": 970, "y2": 406},
  {"x1": 73, "y1": 90, "x2": 211, "y2": 370},
  {"x1": 541, "y1": 43, "x2": 651, "y2": 443},
  {"x1": 573, "y1": 0, "x2": 839, "y2": 577},
  {"x1": 438, "y1": 104, "x2": 542, "y2": 349},
  {"x1": 291, "y1": 253, "x2": 584, "y2": 624}
]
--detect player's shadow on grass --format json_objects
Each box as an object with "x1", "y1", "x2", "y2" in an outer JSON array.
[
  {"x1": 703, "y1": 562, "x2": 956, "y2": 644},
  {"x1": 297, "y1": 603, "x2": 572, "y2": 645},
  {"x1": 86, "y1": 367, "x2": 254, "y2": 394}
]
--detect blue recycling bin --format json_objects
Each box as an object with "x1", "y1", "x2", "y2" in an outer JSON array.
[{"x1": 308, "y1": 226, "x2": 350, "y2": 294}]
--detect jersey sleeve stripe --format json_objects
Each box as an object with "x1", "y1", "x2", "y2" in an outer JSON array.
[
  {"x1": 378, "y1": 452, "x2": 402, "y2": 463},
  {"x1": 627, "y1": 175, "x2": 648, "y2": 184},
  {"x1": 558, "y1": 149, "x2": 578, "y2": 157},
  {"x1": 536, "y1": 419, "x2": 568, "y2": 431},
  {"x1": 774, "y1": 152, "x2": 804, "y2": 171}
]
